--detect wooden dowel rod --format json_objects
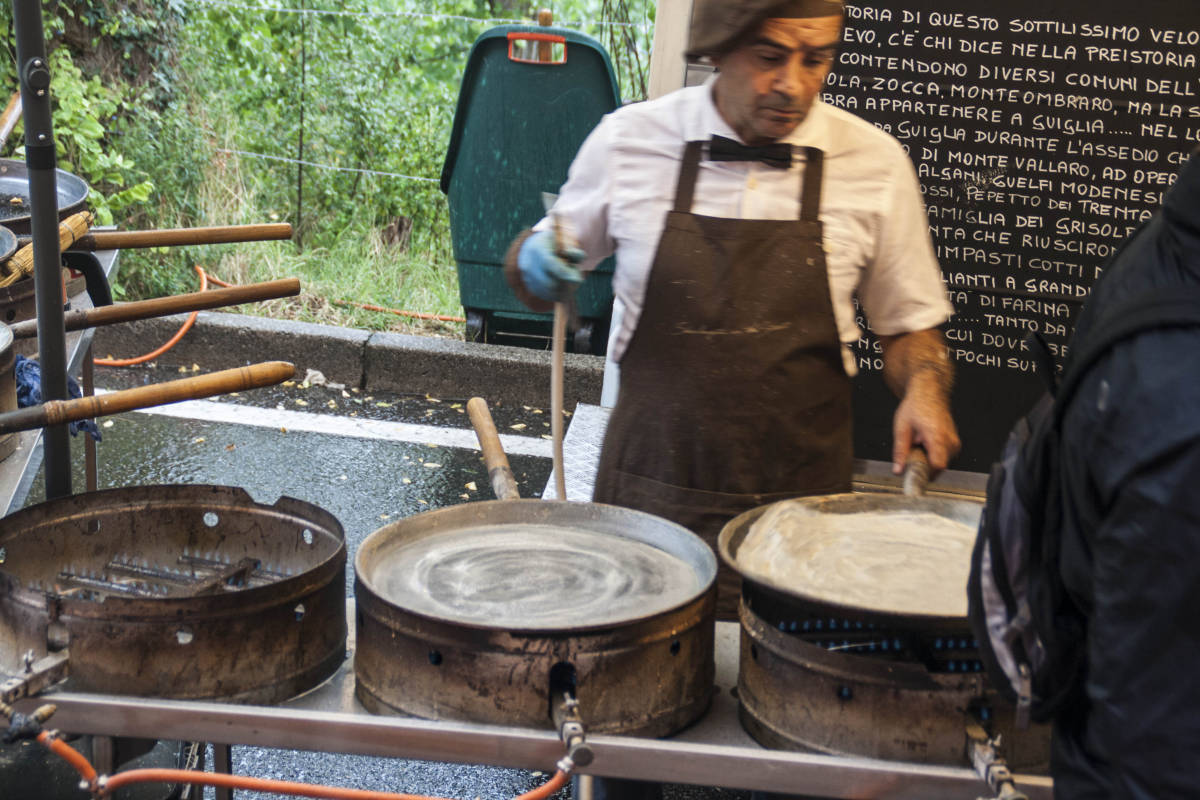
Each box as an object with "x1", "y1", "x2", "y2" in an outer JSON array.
[
  {"x1": 0, "y1": 362, "x2": 296, "y2": 435},
  {"x1": 16, "y1": 224, "x2": 295, "y2": 251},
  {"x1": 0, "y1": 92, "x2": 22, "y2": 151},
  {"x1": 8, "y1": 278, "x2": 302, "y2": 339}
]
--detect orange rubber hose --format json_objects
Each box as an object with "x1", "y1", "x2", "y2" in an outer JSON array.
[
  {"x1": 93, "y1": 264, "x2": 208, "y2": 367},
  {"x1": 203, "y1": 270, "x2": 235, "y2": 288},
  {"x1": 514, "y1": 770, "x2": 569, "y2": 800},
  {"x1": 41, "y1": 732, "x2": 568, "y2": 800},
  {"x1": 101, "y1": 768, "x2": 457, "y2": 799},
  {"x1": 36, "y1": 731, "x2": 97, "y2": 784},
  {"x1": 331, "y1": 298, "x2": 466, "y2": 324}
]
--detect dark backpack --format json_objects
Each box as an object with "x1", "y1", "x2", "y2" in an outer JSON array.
[{"x1": 968, "y1": 288, "x2": 1200, "y2": 727}]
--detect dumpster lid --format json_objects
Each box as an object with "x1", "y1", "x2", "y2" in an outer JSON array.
[{"x1": 440, "y1": 24, "x2": 621, "y2": 194}]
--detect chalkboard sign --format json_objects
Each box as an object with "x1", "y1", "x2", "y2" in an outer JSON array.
[{"x1": 833, "y1": 0, "x2": 1198, "y2": 472}]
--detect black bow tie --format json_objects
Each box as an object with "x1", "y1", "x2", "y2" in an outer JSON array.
[{"x1": 708, "y1": 135, "x2": 793, "y2": 169}]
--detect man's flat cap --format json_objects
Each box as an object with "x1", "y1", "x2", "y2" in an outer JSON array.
[{"x1": 686, "y1": 0, "x2": 845, "y2": 59}]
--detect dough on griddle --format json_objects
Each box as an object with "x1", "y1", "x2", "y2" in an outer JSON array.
[{"x1": 739, "y1": 501, "x2": 977, "y2": 617}]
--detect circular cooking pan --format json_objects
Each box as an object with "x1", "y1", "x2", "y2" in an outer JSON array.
[
  {"x1": 360, "y1": 499, "x2": 713, "y2": 631},
  {"x1": 0, "y1": 485, "x2": 347, "y2": 704},
  {"x1": 715, "y1": 470, "x2": 1052, "y2": 770},
  {"x1": 354, "y1": 399, "x2": 717, "y2": 736},
  {"x1": 0, "y1": 158, "x2": 90, "y2": 235},
  {"x1": 719, "y1": 488, "x2": 984, "y2": 634}
]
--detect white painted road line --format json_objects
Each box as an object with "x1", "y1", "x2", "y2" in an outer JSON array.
[{"x1": 98, "y1": 392, "x2": 553, "y2": 458}]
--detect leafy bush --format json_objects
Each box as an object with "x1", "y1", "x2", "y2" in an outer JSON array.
[{"x1": 3, "y1": 0, "x2": 651, "y2": 330}]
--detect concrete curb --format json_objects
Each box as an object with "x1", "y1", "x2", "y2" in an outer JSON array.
[{"x1": 93, "y1": 311, "x2": 606, "y2": 409}]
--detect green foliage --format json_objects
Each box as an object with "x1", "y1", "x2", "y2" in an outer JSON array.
[
  {"x1": 3, "y1": 0, "x2": 651, "y2": 333},
  {"x1": 0, "y1": 2, "x2": 157, "y2": 225},
  {"x1": 40, "y1": 48, "x2": 154, "y2": 225}
]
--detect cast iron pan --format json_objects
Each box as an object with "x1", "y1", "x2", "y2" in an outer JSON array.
[
  {"x1": 718, "y1": 451, "x2": 984, "y2": 634},
  {"x1": 354, "y1": 397, "x2": 717, "y2": 633},
  {"x1": 0, "y1": 158, "x2": 90, "y2": 235}
]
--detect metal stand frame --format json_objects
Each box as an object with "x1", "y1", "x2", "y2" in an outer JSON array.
[
  {"x1": 11, "y1": 0, "x2": 70, "y2": 499},
  {"x1": 14, "y1": 621, "x2": 1053, "y2": 800}
]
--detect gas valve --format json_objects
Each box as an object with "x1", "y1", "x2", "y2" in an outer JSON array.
[
  {"x1": 966, "y1": 723, "x2": 1029, "y2": 800},
  {"x1": 552, "y1": 692, "x2": 593, "y2": 768}
]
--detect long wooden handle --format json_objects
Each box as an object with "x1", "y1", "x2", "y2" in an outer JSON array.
[
  {"x1": 48, "y1": 224, "x2": 294, "y2": 251},
  {"x1": 902, "y1": 445, "x2": 931, "y2": 497},
  {"x1": 0, "y1": 92, "x2": 21, "y2": 152},
  {"x1": 550, "y1": 302, "x2": 568, "y2": 500},
  {"x1": 8, "y1": 278, "x2": 302, "y2": 339},
  {"x1": 0, "y1": 362, "x2": 295, "y2": 435},
  {"x1": 466, "y1": 396, "x2": 521, "y2": 501}
]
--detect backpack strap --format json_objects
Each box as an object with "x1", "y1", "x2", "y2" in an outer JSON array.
[{"x1": 1053, "y1": 287, "x2": 1200, "y2": 418}]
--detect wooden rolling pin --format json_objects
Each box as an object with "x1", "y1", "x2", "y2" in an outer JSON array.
[
  {"x1": 7, "y1": 277, "x2": 302, "y2": 339},
  {"x1": 15, "y1": 223, "x2": 295, "y2": 251},
  {"x1": 0, "y1": 361, "x2": 295, "y2": 435}
]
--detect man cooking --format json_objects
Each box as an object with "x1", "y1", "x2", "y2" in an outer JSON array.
[{"x1": 505, "y1": 0, "x2": 960, "y2": 620}]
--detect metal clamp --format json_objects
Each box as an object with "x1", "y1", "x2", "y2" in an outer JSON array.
[
  {"x1": 966, "y1": 723, "x2": 1029, "y2": 800},
  {"x1": 0, "y1": 649, "x2": 69, "y2": 706}
]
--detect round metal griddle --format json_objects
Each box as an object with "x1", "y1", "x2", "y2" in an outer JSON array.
[
  {"x1": 0, "y1": 158, "x2": 90, "y2": 235},
  {"x1": 355, "y1": 399, "x2": 718, "y2": 736},
  {"x1": 719, "y1": 490, "x2": 984, "y2": 633},
  {"x1": 0, "y1": 485, "x2": 347, "y2": 704},
  {"x1": 718, "y1": 489, "x2": 1049, "y2": 770},
  {"x1": 358, "y1": 499, "x2": 713, "y2": 632},
  {"x1": 355, "y1": 499, "x2": 717, "y2": 735}
]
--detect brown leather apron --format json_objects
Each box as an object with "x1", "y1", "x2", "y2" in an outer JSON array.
[{"x1": 593, "y1": 141, "x2": 853, "y2": 620}]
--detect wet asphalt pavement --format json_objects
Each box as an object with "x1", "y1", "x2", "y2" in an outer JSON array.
[{"x1": 15, "y1": 363, "x2": 748, "y2": 800}]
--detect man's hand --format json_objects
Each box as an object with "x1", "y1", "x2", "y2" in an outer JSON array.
[
  {"x1": 517, "y1": 230, "x2": 585, "y2": 304},
  {"x1": 878, "y1": 329, "x2": 961, "y2": 476}
]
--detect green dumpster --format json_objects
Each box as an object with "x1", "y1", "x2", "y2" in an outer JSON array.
[{"x1": 440, "y1": 25, "x2": 620, "y2": 354}]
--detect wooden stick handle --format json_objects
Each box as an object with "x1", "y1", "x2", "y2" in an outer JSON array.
[
  {"x1": 0, "y1": 92, "x2": 21, "y2": 152},
  {"x1": 466, "y1": 396, "x2": 521, "y2": 501},
  {"x1": 0, "y1": 362, "x2": 295, "y2": 435},
  {"x1": 902, "y1": 445, "x2": 930, "y2": 497},
  {"x1": 550, "y1": 302, "x2": 567, "y2": 500},
  {"x1": 8, "y1": 278, "x2": 302, "y2": 339},
  {"x1": 64, "y1": 224, "x2": 294, "y2": 251}
]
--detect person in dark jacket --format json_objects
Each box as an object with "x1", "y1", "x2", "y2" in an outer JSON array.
[{"x1": 1051, "y1": 146, "x2": 1200, "y2": 798}]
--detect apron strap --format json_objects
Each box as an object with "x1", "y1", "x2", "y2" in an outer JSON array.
[
  {"x1": 799, "y1": 146, "x2": 823, "y2": 222},
  {"x1": 673, "y1": 141, "x2": 705, "y2": 213},
  {"x1": 675, "y1": 141, "x2": 825, "y2": 221}
]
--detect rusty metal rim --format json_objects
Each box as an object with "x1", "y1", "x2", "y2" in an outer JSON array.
[
  {"x1": 355, "y1": 498, "x2": 717, "y2": 634},
  {"x1": 354, "y1": 572, "x2": 717, "y2": 648},
  {"x1": 0, "y1": 484, "x2": 346, "y2": 615},
  {"x1": 718, "y1": 495, "x2": 982, "y2": 630},
  {"x1": 739, "y1": 601, "x2": 960, "y2": 692}
]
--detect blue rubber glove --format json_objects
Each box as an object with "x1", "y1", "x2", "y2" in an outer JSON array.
[{"x1": 517, "y1": 229, "x2": 585, "y2": 304}]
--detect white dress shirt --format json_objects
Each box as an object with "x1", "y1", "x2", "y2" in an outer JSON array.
[{"x1": 538, "y1": 79, "x2": 954, "y2": 374}]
